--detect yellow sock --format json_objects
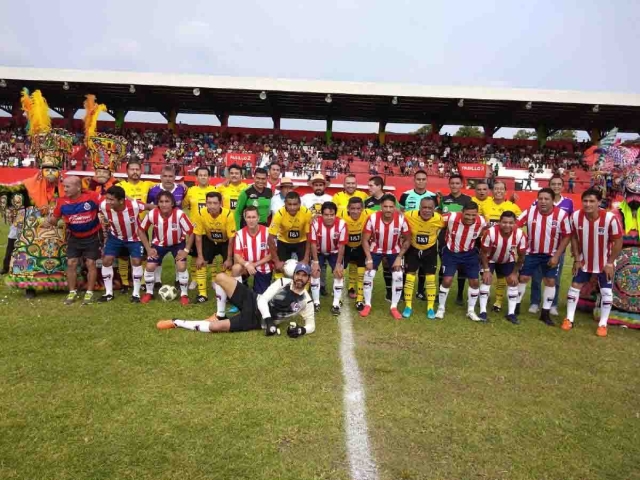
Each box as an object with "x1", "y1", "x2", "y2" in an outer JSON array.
[
  {"x1": 404, "y1": 273, "x2": 416, "y2": 309},
  {"x1": 189, "y1": 260, "x2": 196, "y2": 278},
  {"x1": 118, "y1": 258, "x2": 130, "y2": 286},
  {"x1": 348, "y1": 263, "x2": 357, "y2": 291},
  {"x1": 495, "y1": 277, "x2": 506, "y2": 308},
  {"x1": 426, "y1": 274, "x2": 437, "y2": 310},
  {"x1": 356, "y1": 267, "x2": 365, "y2": 302},
  {"x1": 196, "y1": 266, "x2": 208, "y2": 297}
]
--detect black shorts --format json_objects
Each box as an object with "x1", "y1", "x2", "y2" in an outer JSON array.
[
  {"x1": 344, "y1": 245, "x2": 365, "y2": 267},
  {"x1": 191, "y1": 236, "x2": 228, "y2": 263},
  {"x1": 277, "y1": 241, "x2": 306, "y2": 262},
  {"x1": 228, "y1": 281, "x2": 262, "y2": 332},
  {"x1": 67, "y1": 232, "x2": 101, "y2": 260},
  {"x1": 405, "y1": 245, "x2": 438, "y2": 275}
]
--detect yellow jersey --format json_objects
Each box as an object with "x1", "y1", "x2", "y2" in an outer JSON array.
[
  {"x1": 405, "y1": 210, "x2": 445, "y2": 250},
  {"x1": 183, "y1": 185, "x2": 217, "y2": 218},
  {"x1": 338, "y1": 209, "x2": 372, "y2": 247},
  {"x1": 268, "y1": 206, "x2": 313, "y2": 244},
  {"x1": 193, "y1": 207, "x2": 236, "y2": 244},
  {"x1": 471, "y1": 196, "x2": 493, "y2": 218},
  {"x1": 119, "y1": 180, "x2": 154, "y2": 217},
  {"x1": 482, "y1": 199, "x2": 522, "y2": 226},
  {"x1": 332, "y1": 190, "x2": 368, "y2": 216},
  {"x1": 215, "y1": 182, "x2": 248, "y2": 210}
]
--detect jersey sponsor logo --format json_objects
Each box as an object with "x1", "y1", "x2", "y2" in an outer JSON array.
[
  {"x1": 598, "y1": 227, "x2": 606, "y2": 235},
  {"x1": 288, "y1": 230, "x2": 300, "y2": 239},
  {"x1": 209, "y1": 232, "x2": 224, "y2": 240},
  {"x1": 349, "y1": 233, "x2": 361, "y2": 243},
  {"x1": 416, "y1": 234, "x2": 430, "y2": 245},
  {"x1": 197, "y1": 203, "x2": 206, "y2": 214},
  {"x1": 230, "y1": 199, "x2": 238, "y2": 209},
  {"x1": 550, "y1": 221, "x2": 558, "y2": 228}
]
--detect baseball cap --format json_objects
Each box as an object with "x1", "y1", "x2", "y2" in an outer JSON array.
[{"x1": 294, "y1": 263, "x2": 311, "y2": 275}]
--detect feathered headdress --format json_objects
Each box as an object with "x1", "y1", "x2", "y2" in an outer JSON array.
[{"x1": 83, "y1": 94, "x2": 127, "y2": 172}]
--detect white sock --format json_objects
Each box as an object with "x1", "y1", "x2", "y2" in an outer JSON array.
[
  {"x1": 363, "y1": 269, "x2": 376, "y2": 306},
  {"x1": 566, "y1": 287, "x2": 580, "y2": 322},
  {"x1": 391, "y1": 270, "x2": 403, "y2": 308},
  {"x1": 214, "y1": 283, "x2": 227, "y2": 317},
  {"x1": 467, "y1": 287, "x2": 479, "y2": 312},
  {"x1": 178, "y1": 270, "x2": 189, "y2": 296},
  {"x1": 155, "y1": 265, "x2": 163, "y2": 284},
  {"x1": 310, "y1": 276, "x2": 321, "y2": 305},
  {"x1": 479, "y1": 284, "x2": 491, "y2": 313},
  {"x1": 102, "y1": 265, "x2": 114, "y2": 296},
  {"x1": 507, "y1": 286, "x2": 519, "y2": 315},
  {"x1": 132, "y1": 265, "x2": 143, "y2": 297},
  {"x1": 234, "y1": 276, "x2": 242, "y2": 283},
  {"x1": 599, "y1": 288, "x2": 613, "y2": 327},
  {"x1": 438, "y1": 286, "x2": 450, "y2": 310},
  {"x1": 542, "y1": 286, "x2": 555, "y2": 310},
  {"x1": 332, "y1": 277, "x2": 344, "y2": 307},
  {"x1": 517, "y1": 282, "x2": 527, "y2": 303},
  {"x1": 174, "y1": 319, "x2": 211, "y2": 332},
  {"x1": 144, "y1": 270, "x2": 155, "y2": 294}
]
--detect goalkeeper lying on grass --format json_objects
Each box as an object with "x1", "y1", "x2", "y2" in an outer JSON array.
[{"x1": 156, "y1": 263, "x2": 315, "y2": 338}]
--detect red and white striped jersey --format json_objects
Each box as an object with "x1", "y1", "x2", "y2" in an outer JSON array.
[
  {"x1": 571, "y1": 209, "x2": 622, "y2": 273},
  {"x1": 310, "y1": 217, "x2": 348, "y2": 255},
  {"x1": 481, "y1": 225, "x2": 527, "y2": 264},
  {"x1": 364, "y1": 211, "x2": 410, "y2": 255},
  {"x1": 517, "y1": 206, "x2": 572, "y2": 255},
  {"x1": 444, "y1": 212, "x2": 486, "y2": 253},
  {"x1": 139, "y1": 208, "x2": 194, "y2": 247},
  {"x1": 234, "y1": 225, "x2": 271, "y2": 273},
  {"x1": 100, "y1": 199, "x2": 146, "y2": 242}
]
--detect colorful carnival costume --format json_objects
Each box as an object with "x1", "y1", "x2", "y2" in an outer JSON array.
[{"x1": 0, "y1": 89, "x2": 73, "y2": 294}]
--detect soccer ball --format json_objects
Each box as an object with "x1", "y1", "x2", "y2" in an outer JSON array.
[
  {"x1": 283, "y1": 259, "x2": 298, "y2": 278},
  {"x1": 158, "y1": 285, "x2": 178, "y2": 302}
]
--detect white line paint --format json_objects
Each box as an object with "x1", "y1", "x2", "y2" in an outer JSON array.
[{"x1": 339, "y1": 306, "x2": 379, "y2": 480}]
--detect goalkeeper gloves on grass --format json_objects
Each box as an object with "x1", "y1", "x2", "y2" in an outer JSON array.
[{"x1": 287, "y1": 322, "x2": 306, "y2": 339}]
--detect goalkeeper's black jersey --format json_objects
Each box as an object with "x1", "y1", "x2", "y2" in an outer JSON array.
[{"x1": 268, "y1": 284, "x2": 310, "y2": 320}]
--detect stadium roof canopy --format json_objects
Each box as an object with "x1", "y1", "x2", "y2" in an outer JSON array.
[{"x1": 0, "y1": 66, "x2": 639, "y2": 133}]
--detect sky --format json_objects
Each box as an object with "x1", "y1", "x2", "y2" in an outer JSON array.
[{"x1": 1, "y1": 0, "x2": 639, "y2": 139}]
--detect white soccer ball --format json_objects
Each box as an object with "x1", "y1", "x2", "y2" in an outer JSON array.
[
  {"x1": 283, "y1": 259, "x2": 298, "y2": 278},
  {"x1": 158, "y1": 285, "x2": 178, "y2": 302}
]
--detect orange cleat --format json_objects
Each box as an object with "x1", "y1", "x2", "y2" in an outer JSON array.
[
  {"x1": 156, "y1": 319, "x2": 176, "y2": 330},
  {"x1": 561, "y1": 319, "x2": 573, "y2": 331},
  {"x1": 141, "y1": 293, "x2": 153, "y2": 304},
  {"x1": 180, "y1": 295, "x2": 189, "y2": 306},
  {"x1": 359, "y1": 305, "x2": 371, "y2": 317},
  {"x1": 596, "y1": 326, "x2": 608, "y2": 337},
  {"x1": 390, "y1": 307, "x2": 402, "y2": 320}
]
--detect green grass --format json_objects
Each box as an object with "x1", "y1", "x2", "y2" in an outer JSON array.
[{"x1": 1, "y1": 220, "x2": 639, "y2": 480}]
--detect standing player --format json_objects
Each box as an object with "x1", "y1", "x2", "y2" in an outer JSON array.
[
  {"x1": 436, "y1": 202, "x2": 487, "y2": 321},
  {"x1": 361, "y1": 194, "x2": 411, "y2": 320},
  {"x1": 470, "y1": 180, "x2": 492, "y2": 219},
  {"x1": 266, "y1": 163, "x2": 282, "y2": 192},
  {"x1": 138, "y1": 191, "x2": 194, "y2": 305},
  {"x1": 309, "y1": 201, "x2": 348, "y2": 315},
  {"x1": 215, "y1": 164, "x2": 248, "y2": 211},
  {"x1": 339, "y1": 197, "x2": 372, "y2": 307},
  {"x1": 479, "y1": 211, "x2": 527, "y2": 324},
  {"x1": 268, "y1": 192, "x2": 313, "y2": 277},
  {"x1": 270, "y1": 177, "x2": 295, "y2": 216},
  {"x1": 515, "y1": 188, "x2": 572, "y2": 326},
  {"x1": 402, "y1": 197, "x2": 444, "y2": 319},
  {"x1": 234, "y1": 168, "x2": 273, "y2": 229},
  {"x1": 561, "y1": 188, "x2": 622, "y2": 337},
  {"x1": 98, "y1": 185, "x2": 147, "y2": 303},
  {"x1": 232, "y1": 206, "x2": 273, "y2": 294}
]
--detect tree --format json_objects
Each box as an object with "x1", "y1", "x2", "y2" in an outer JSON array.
[
  {"x1": 413, "y1": 125, "x2": 432, "y2": 135},
  {"x1": 455, "y1": 126, "x2": 483, "y2": 138},
  {"x1": 513, "y1": 129, "x2": 537, "y2": 140},
  {"x1": 548, "y1": 130, "x2": 577, "y2": 141}
]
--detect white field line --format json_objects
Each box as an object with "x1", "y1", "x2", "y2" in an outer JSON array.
[{"x1": 338, "y1": 305, "x2": 379, "y2": 480}]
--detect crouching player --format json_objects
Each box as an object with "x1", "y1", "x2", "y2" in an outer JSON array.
[
  {"x1": 157, "y1": 263, "x2": 315, "y2": 337},
  {"x1": 561, "y1": 188, "x2": 622, "y2": 337},
  {"x1": 478, "y1": 211, "x2": 527, "y2": 324},
  {"x1": 231, "y1": 206, "x2": 273, "y2": 295},
  {"x1": 310, "y1": 201, "x2": 348, "y2": 315}
]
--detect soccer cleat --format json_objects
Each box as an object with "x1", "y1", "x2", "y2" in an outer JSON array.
[
  {"x1": 492, "y1": 305, "x2": 502, "y2": 313},
  {"x1": 355, "y1": 301, "x2": 365, "y2": 312},
  {"x1": 435, "y1": 307, "x2": 445, "y2": 319},
  {"x1": 180, "y1": 295, "x2": 189, "y2": 306},
  {"x1": 427, "y1": 308, "x2": 436, "y2": 320},
  {"x1": 195, "y1": 295, "x2": 208, "y2": 304},
  {"x1": 359, "y1": 305, "x2": 371, "y2": 317},
  {"x1": 506, "y1": 314, "x2": 520, "y2": 325},
  {"x1": 467, "y1": 311, "x2": 481, "y2": 322},
  {"x1": 320, "y1": 286, "x2": 328, "y2": 297},
  {"x1": 227, "y1": 305, "x2": 239, "y2": 314},
  {"x1": 130, "y1": 295, "x2": 141, "y2": 304},
  {"x1": 120, "y1": 285, "x2": 129, "y2": 294},
  {"x1": 478, "y1": 312, "x2": 488, "y2": 322},
  {"x1": 97, "y1": 294, "x2": 114, "y2": 303},
  {"x1": 455, "y1": 296, "x2": 464, "y2": 307},
  {"x1": 331, "y1": 305, "x2": 341, "y2": 316},
  {"x1": 154, "y1": 282, "x2": 163, "y2": 291},
  {"x1": 596, "y1": 326, "x2": 607, "y2": 337},
  {"x1": 81, "y1": 291, "x2": 95, "y2": 305},
  {"x1": 528, "y1": 304, "x2": 540, "y2": 314},
  {"x1": 390, "y1": 307, "x2": 402, "y2": 320},
  {"x1": 561, "y1": 318, "x2": 573, "y2": 331},
  {"x1": 514, "y1": 303, "x2": 521, "y2": 315},
  {"x1": 550, "y1": 306, "x2": 559, "y2": 316},
  {"x1": 402, "y1": 306, "x2": 413, "y2": 318},
  {"x1": 539, "y1": 310, "x2": 554, "y2": 326},
  {"x1": 156, "y1": 319, "x2": 176, "y2": 330},
  {"x1": 140, "y1": 293, "x2": 153, "y2": 304},
  {"x1": 188, "y1": 281, "x2": 198, "y2": 290},
  {"x1": 348, "y1": 288, "x2": 356, "y2": 299},
  {"x1": 314, "y1": 303, "x2": 321, "y2": 313},
  {"x1": 416, "y1": 292, "x2": 427, "y2": 301},
  {"x1": 64, "y1": 291, "x2": 79, "y2": 305}
]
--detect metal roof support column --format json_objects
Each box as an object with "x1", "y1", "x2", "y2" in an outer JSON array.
[
  {"x1": 217, "y1": 113, "x2": 229, "y2": 132},
  {"x1": 589, "y1": 127, "x2": 602, "y2": 144},
  {"x1": 114, "y1": 109, "x2": 127, "y2": 131},
  {"x1": 378, "y1": 120, "x2": 387, "y2": 145},
  {"x1": 167, "y1": 108, "x2": 178, "y2": 132},
  {"x1": 326, "y1": 118, "x2": 333, "y2": 145},
  {"x1": 536, "y1": 125, "x2": 548, "y2": 149},
  {"x1": 273, "y1": 116, "x2": 281, "y2": 132},
  {"x1": 431, "y1": 123, "x2": 442, "y2": 137},
  {"x1": 63, "y1": 107, "x2": 77, "y2": 130},
  {"x1": 483, "y1": 124, "x2": 499, "y2": 139},
  {"x1": 11, "y1": 99, "x2": 23, "y2": 126}
]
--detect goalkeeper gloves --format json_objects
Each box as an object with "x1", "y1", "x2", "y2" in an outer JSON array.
[
  {"x1": 264, "y1": 318, "x2": 279, "y2": 336},
  {"x1": 287, "y1": 322, "x2": 306, "y2": 339}
]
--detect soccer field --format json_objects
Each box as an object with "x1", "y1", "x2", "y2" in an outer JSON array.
[{"x1": 1, "y1": 222, "x2": 639, "y2": 480}]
